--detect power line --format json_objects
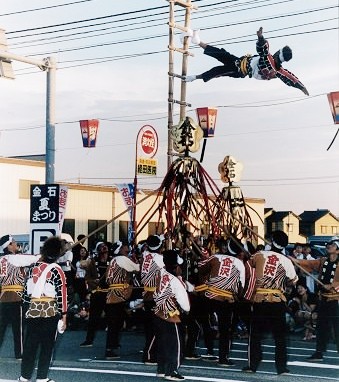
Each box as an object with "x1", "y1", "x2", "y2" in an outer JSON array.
[
  {"x1": 0, "y1": 0, "x2": 94, "y2": 17},
  {"x1": 6, "y1": 4, "x2": 170, "y2": 35},
  {"x1": 0, "y1": 93, "x2": 329, "y2": 132},
  {"x1": 20, "y1": 6, "x2": 337, "y2": 57},
  {"x1": 6, "y1": 0, "x2": 293, "y2": 43}
]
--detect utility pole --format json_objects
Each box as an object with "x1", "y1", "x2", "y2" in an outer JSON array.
[{"x1": 0, "y1": 28, "x2": 56, "y2": 184}]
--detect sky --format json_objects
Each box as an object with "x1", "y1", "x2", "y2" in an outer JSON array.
[{"x1": 0, "y1": 0, "x2": 338, "y2": 215}]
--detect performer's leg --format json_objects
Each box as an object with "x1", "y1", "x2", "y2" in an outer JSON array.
[
  {"x1": 105, "y1": 302, "x2": 125, "y2": 352},
  {"x1": 203, "y1": 45, "x2": 239, "y2": 65},
  {"x1": 271, "y1": 303, "x2": 288, "y2": 374},
  {"x1": 315, "y1": 300, "x2": 332, "y2": 354},
  {"x1": 0, "y1": 302, "x2": 10, "y2": 351},
  {"x1": 82, "y1": 292, "x2": 106, "y2": 344},
  {"x1": 36, "y1": 317, "x2": 58, "y2": 380},
  {"x1": 163, "y1": 321, "x2": 182, "y2": 377},
  {"x1": 197, "y1": 296, "x2": 215, "y2": 355},
  {"x1": 184, "y1": 294, "x2": 201, "y2": 357},
  {"x1": 142, "y1": 300, "x2": 157, "y2": 362},
  {"x1": 247, "y1": 303, "x2": 265, "y2": 371},
  {"x1": 21, "y1": 318, "x2": 41, "y2": 380},
  {"x1": 11, "y1": 302, "x2": 23, "y2": 358},
  {"x1": 154, "y1": 316, "x2": 166, "y2": 376},
  {"x1": 214, "y1": 300, "x2": 234, "y2": 363},
  {"x1": 200, "y1": 66, "x2": 239, "y2": 82},
  {"x1": 328, "y1": 300, "x2": 339, "y2": 353}
]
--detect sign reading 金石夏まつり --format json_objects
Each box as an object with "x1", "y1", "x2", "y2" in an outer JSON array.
[{"x1": 30, "y1": 184, "x2": 68, "y2": 254}]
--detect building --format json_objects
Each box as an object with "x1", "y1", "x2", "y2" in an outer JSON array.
[
  {"x1": 264, "y1": 209, "x2": 306, "y2": 244},
  {"x1": 299, "y1": 209, "x2": 339, "y2": 238},
  {"x1": 0, "y1": 157, "x2": 265, "y2": 251}
]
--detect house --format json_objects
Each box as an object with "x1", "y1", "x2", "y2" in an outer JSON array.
[
  {"x1": 299, "y1": 209, "x2": 339, "y2": 238},
  {"x1": 264, "y1": 209, "x2": 306, "y2": 244}
]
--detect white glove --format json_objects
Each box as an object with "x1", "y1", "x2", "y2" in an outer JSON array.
[
  {"x1": 185, "y1": 281, "x2": 195, "y2": 293},
  {"x1": 192, "y1": 29, "x2": 201, "y2": 44},
  {"x1": 180, "y1": 27, "x2": 193, "y2": 43},
  {"x1": 57, "y1": 319, "x2": 65, "y2": 334},
  {"x1": 183, "y1": 75, "x2": 197, "y2": 82}
]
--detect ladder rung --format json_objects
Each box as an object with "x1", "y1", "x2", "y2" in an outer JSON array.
[
  {"x1": 168, "y1": 72, "x2": 185, "y2": 79},
  {"x1": 168, "y1": 45, "x2": 194, "y2": 57},
  {"x1": 168, "y1": 98, "x2": 192, "y2": 107},
  {"x1": 168, "y1": 22, "x2": 189, "y2": 33},
  {"x1": 167, "y1": 0, "x2": 198, "y2": 10}
]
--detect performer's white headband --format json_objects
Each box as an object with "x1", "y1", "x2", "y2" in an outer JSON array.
[
  {"x1": 113, "y1": 240, "x2": 123, "y2": 255},
  {"x1": 1, "y1": 235, "x2": 13, "y2": 250},
  {"x1": 272, "y1": 240, "x2": 284, "y2": 250},
  {"x1": 279, "y1": 49, "x2": 285, "y2": 62},
  {"x1": 148, "y1": 234, "x2": 165, "y2": 251},
  {"x1": 227, "y1": 241, "x2": 237, "y2": 255}
]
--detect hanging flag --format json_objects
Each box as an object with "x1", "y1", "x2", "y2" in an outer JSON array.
[
  {"x1": 79, "y1": 119, "x2": 99, "y2": 147},
  {"x1": 327, "y1": 92, "x2": 339, "y2": 124},
  {"x1": 116, "y1": 184, "x2": 135, "y2": 244}
]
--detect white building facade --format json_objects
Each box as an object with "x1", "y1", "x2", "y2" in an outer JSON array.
[{"x1": 0, "y1": 157, "x2": 265, "y2": 251}]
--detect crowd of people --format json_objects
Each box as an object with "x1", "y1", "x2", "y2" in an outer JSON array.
[{"x1": 0, "y1": 231, "x2": 338, "y2": 381}]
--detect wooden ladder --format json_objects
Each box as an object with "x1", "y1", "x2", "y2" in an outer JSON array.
[{"x1": 166, "y1": 0, "x2": 197, "y2": 168}]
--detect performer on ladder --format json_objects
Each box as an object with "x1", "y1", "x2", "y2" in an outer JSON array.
[{"x1": 183, "y1": 27, "x2": 309, "y2": 96}]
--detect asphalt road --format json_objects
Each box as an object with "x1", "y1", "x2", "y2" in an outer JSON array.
[{"x1": 0, "y1": 327, "x2": 338, "y2": 382}]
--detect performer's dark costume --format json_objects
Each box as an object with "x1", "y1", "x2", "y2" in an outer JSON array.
[{"x1": 199, "y1": 36, "x2": 307, "y2": 94}]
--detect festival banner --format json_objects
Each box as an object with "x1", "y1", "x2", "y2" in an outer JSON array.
[
  {"x1": 116, "y1": 184, "x2": 135, "y2": 244},
  {"x1": 327, "y1": 92, "x2": 339, "y2": 124}
]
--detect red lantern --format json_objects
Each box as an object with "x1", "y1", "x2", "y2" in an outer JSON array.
[
  {"x1": 196, "y1": 107, "x2": 218, "y2": 137},
  {"x1": 79, "y1": 119, "x2": 99, "y2": 148},
  {"x1": 327, "y1": 92, "x2": 339, "y2": 124}
]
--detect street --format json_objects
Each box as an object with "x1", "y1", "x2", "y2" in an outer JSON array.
[{"x1": 0, "y1": 327, "x2": 338, "y2": 382}]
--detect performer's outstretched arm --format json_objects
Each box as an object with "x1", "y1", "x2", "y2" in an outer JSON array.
[{"x1": 255, "y1": 27, "x2": 309, "y2": 95}]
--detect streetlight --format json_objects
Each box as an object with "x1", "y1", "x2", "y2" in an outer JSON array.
[{"x1": 0, "y1": 28, "x2": 56, "y2": 184}]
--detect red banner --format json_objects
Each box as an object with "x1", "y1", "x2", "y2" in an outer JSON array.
[
  {"x1": 196, "y1": 107, "x2": 218, "y2": 137},
  {"x1": 79, "y1": 119, "x2": 99, "y2": 147},
  {"x1": 327, "y1": 92, "x2": 339, "y2": 124}
]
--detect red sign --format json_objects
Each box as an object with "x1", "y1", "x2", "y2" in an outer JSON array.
[{"x1": 138, "y1": 125, "x2": 158, "y2": 158}]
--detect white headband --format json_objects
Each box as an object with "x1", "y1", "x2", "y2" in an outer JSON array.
[
  {"x1": 272, "y1": 240, "x2": 284, "y2": 250},
  {"x1": 148, "y1": 234, "x2": 165, "y2": 251},
  {"x1": 279, "y1": 49, "x2": 285, "y2": 62},
  {"x1": 1, "y1": 235, "x2": 13, "y2": 250},
  {"x1": 113, "y1": 240, "x2": 123, "y2": 255},
  {"x1": 227, "y1": 241, "x2": 237, "y2": 255}
]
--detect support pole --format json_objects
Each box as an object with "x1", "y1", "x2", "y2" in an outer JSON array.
[{"x1": 46, "y1": 57, "x2": 56, "y2": 184}]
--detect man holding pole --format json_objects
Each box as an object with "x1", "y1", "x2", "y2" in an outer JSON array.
[
  {"x1": 292, "y1": 240, "x2": 339, "y2": 361},
  {"x1": 243, "y1": 230, "x2": 298, "y2": 375},
  {"x1": 0, "y1": 235, "x2": 39, "y2": 359}
]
